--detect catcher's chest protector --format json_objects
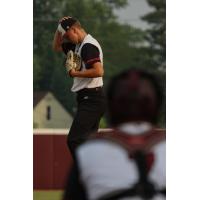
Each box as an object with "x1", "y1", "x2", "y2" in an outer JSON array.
[{"x1": 91, "y1": 129, "x2": 166, "y2": 200}]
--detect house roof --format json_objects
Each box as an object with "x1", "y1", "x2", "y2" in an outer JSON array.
[
  {"x1": 33, "y1": 91, "x2": 48, "y2": 108},
  {"x1": 33, "y1": 91, "x2": 73, "y2": 116}
]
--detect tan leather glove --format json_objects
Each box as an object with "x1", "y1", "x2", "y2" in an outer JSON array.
[{"x1": 65, "y1": 50, "x2": 81, "y2": 72}]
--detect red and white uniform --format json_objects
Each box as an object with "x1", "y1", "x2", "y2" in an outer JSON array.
[
  {"x1": 71, "y1": 34, "x2": 103, "y2": 92},
  {"x1": 76, "y1": 122, "x2": 166, "y2": 200}
]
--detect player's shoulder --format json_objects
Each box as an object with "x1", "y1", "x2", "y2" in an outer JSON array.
[
  {"x1": 81, "y1": 43, "x2": 100, "y2": 60},
  {"x1": 77, "y1": 139, "x2": 127, "y2": 159},
  {"x1": 83, "y1": 34, "x2": 102, "y2": 48},
  {"x1": 153, "y1": 140, "x2": 166, "y2": 152},
  {"x1": 152, "y1": 140, "x2": 166, "y2": 162},
  {"x1": 82, "y1": 43, "x2": 99, "y2": 52}
]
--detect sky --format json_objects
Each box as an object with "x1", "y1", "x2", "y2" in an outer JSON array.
[{"x1": 114, "y1": 0, "x2": 154, "y2": 30}]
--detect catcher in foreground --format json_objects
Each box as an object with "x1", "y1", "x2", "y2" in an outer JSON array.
[
  {"x1": 52, "y1": 16, "x2": 106, "y2": 158},
  {"x1": 63, "y1": 68, "x2": 165, "y2": 200}
]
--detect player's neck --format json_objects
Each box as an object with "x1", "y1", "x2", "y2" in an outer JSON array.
[{"x1": 78, "y1": 31, "x2": 87, "y2": 43}]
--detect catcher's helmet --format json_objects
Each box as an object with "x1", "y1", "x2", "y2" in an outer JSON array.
[{"x1": 106, "y1": 68, "x2": 163, "y2": 125}]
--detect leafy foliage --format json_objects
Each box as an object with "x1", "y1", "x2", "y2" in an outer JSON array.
[
  {"x1": 33, "y1": 0, "x2": 166, "y2": 127},
  {"x1": 142, "y1": 0, "x2": 166, "y2": 71},
  {"x1": 141, "y1": 0, "x2": 166, "y2": 126}
]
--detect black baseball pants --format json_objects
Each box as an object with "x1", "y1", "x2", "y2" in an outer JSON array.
[{"x1": 67, "y1": 87, "x2": 106, "y2": 158}]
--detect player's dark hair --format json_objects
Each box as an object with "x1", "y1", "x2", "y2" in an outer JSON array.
[{"x1": 106, "y1": 68, "x2": 163, "y2": 126}]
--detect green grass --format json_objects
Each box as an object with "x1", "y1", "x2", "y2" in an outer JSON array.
[{"x1": 33, "y1": 190, "x2": 64, "y2": 200}]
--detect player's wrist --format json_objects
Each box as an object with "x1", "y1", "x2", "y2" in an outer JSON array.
[{"x1": 68, "y1": 69, "x2": 76, "y2": 77}]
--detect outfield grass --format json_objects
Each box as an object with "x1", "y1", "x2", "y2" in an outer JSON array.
[{"x1": 33, "y1": 190, "x2": 64, "y2": 200}]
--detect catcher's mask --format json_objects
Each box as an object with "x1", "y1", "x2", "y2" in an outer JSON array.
[{"x1": 106, "y1": 68, "x2": 163, "y2": 125}]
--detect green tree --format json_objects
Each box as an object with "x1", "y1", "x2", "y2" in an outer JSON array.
[
  {"x1": 34, "y1": 0, "x2": 165, "y2": 127},
  {"x1": 142, "y1": 0, "x2": 166, "y2": 71},
  {"x1": 33, "y1": 0, "x2": 146, "y2": 115},
  {"x1": 141, "y1": 0, "x2": 166, "y2": 127}
]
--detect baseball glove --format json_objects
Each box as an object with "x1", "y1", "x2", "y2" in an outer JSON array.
[{"x1": 65, "y1": 50, "x2": 81, "y2": 72}]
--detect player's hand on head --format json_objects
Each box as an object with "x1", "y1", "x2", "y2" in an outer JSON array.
[
  {"x1": 57, "y1": 31, "x2": 63, "y2": 42},
  {"x1": 59, "y1": 16, "x2": 72, "y2": 23}
]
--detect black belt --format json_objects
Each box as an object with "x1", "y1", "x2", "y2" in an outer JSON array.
[{"x1": 77, "y1": 87, "x2": 103, "y2": 94}]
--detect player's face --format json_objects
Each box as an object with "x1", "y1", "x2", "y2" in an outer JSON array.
[{"x1": 64, "y1": 27, "x2": 79, "y2": 44}]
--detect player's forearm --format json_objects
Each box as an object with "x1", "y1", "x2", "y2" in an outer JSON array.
[
  {"x1": 70, "y1": 65, "x2": 104, "y2": 78},
  {"x1": 52, "y1": 30, "x2": 63, "y2": 51}
]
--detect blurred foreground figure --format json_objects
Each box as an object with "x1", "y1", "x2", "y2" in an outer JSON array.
[{"x1": 63, "y1": 68, "x2": 166, "y2": 200}]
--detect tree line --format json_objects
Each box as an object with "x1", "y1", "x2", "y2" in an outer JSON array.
[{"x1": 33, "y1": 0, "x2": 166, "y2": 127}]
